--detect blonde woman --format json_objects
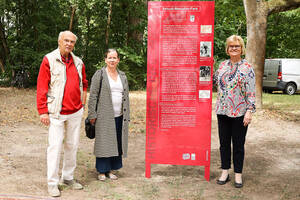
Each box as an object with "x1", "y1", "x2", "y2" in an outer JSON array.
[{"x1": 214, "y1": 35, "x2": 255, "y2": 188}]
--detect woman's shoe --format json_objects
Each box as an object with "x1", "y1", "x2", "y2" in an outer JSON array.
[
  {"x1": 216, "y1": 175, "x2": 230, "y2": 185},
  {"x1": 234, "y1": 173, "x2": 243, "y2": 188},
  {"x1": 98, "y1": 174, "x2": 106, "y2": 181},
  {"x1": 108, "y1": 172, "x2": 118, "y2": 180},
  {"x1": 235, "y1": 181, "x2": 243, "y2": 188}
]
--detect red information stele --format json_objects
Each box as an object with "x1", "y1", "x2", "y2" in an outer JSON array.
[{"x1": 146, "y1": 1, "x2": 215, "y2": 181}]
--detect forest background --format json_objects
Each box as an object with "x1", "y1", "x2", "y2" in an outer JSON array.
[
  {"x1": 1, "y1": 1, "x2": 300, "y2": 199},
  {"x1": 0, "y1": 0, "x2": 300, "y2": 90}
]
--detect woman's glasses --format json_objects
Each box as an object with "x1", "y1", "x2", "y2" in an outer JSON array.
[{"x1": 229, "y1": 45, "x2": 241, "y2": 49}]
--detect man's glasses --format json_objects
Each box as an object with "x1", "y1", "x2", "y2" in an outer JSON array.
[{"x1": 229, "y1": 45, "x2": 241, "y2": 49}]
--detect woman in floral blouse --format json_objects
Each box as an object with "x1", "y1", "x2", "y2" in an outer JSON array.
[{"x1": 214, "y1": 35, "x2": 255, "y2": 188}]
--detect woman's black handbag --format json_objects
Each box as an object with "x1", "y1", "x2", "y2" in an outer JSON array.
[
  {"x1": 85, "y1": 68, "x2": 103, "y2": 139},
  {"x1": 85, "y1": 118, "x2": 95, "y2": 139}
]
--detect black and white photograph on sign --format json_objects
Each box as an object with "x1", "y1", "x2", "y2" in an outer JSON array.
[
  {"x1": 201, "y1": 25, "x2": 212, "y2": 34},
  {"x1": 199, "y1": 90, "x2": 210, "y2": 99},
  {"x1": 199, "y1": 66, "x2": 211, "y2": 82},
  {"x1": 200, "y1": 41, "x2": 211, "y2": 57}
]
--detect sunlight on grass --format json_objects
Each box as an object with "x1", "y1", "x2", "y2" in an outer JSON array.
[
  {"x1": 263, "y1": 92, "x2": 300, "y2": 108},
  {"x1": 262, "y1": 92, "x2": 300, "y2": 121}
]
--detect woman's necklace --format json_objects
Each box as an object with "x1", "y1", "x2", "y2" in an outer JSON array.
[{"x1": 107, "y1": 68, "x2": 118, "y2": 81}]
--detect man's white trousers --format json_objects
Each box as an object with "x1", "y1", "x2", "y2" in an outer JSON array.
[{"x1": 47, "y1": 108, "x2": 83, "y2": 186}]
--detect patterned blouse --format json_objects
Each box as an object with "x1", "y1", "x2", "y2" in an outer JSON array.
[{"x1": 214, "y1": 59, "x2": 256, "y2": 117}]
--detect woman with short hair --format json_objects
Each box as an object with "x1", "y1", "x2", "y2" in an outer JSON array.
[{"x1": 214, "y1": 35, "x2": 256, "y2": 188}]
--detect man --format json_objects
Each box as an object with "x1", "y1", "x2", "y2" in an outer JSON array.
[{"x1": 36, "y1": 31, "x2": 88, "y2": 197}]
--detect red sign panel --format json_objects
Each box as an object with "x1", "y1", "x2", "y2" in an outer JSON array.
[{"x1": 146, "y1": 1, "x2": 215, "y2": 181}]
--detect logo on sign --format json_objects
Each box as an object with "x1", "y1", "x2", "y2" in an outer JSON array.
[
  {"x1": 182, "y1": 153, "x2": 190, "y2": 160},
  {"x1": 190, "y1": 15, "x2": 195, "y2": 22},
  {"x1": 182, "y1": 153, "x2": 196, "y2": 160}
]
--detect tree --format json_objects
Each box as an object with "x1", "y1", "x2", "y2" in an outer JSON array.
[
  {"x1": 0, "y1": 20, "x2": 9, "y2": 73},
  {"x1": 214, "y1": 0, "x2": 246, "y2": 70},
  {"x1": 69, "y1": 6, "x2": 77, "y2": 31},
  {"x1": 243, "y1": 0, "x2": 300, "y2": 108},
  {"x1": 2, "y1": 0, "x2": 297, "y2": 91},
  {"x1": 0, "y1": 0, "x2": 71, "y2": 85},
  {"x1": 105, "y1": 0, "x2": 113, "y2": 47},
  {"x1": 266, "y1": 9, "x2": 300, "y2": 58}
]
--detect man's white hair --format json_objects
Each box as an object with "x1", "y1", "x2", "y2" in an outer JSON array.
[{"x1": 58, "y1": 30, "x2": 78, "y2": 42}]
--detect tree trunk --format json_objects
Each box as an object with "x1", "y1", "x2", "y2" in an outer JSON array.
[
  {"x1": 105, "y1": 0, "x2": 113, "y2": 47},
  {"x1": 243, "y1": 0, "x2": 300, "y2": 108},
  {"x1": 128, "y1": 8, "x2": 144, "y2": 48},
  {"x1": 0, "y1": 58, "x2": 5, "y2": 73},
  {"x1": 0, "y1": 20, "x2": 10, "y2": 72},
  {"x1": 85, "y1": 15, "x2": 91, "y2": 60},
  {"x1": 69, "y1": 6, "x2": 76, "y2": 31},
  {"x1": 243, "y1": 0, "x2": 268, "y2": 109},
  {"x1": 0, "y1": 21, "x2": 9, "y2": 58}
]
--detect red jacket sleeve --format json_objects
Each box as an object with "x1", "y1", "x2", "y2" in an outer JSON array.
[
  {"x1": 82, "y1": 63, "x2": 88, "y2": 91},
  {"x1": 36, "y1": 56, "x2": 51, "y2": 115}
]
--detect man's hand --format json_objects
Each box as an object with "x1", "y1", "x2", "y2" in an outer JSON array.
[
  {"x1": 90, "y1": 118, "x2": 96, "y2": 125},
  {"x1": 40, "y1": 113, "x2": 50, "y2": 126}
]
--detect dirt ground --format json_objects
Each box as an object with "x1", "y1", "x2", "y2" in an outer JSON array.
[{"x1": 0, "y1": 87, "x2": 299, "y2": 200}]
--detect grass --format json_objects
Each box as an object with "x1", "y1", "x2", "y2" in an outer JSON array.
[
  {"x1": 261, "y1": 92, "x2": 300, "y2": 121},
  {"x1": 262, "y1": 92, "x2": 300, "y2": 108},
  {"x1": 212, "y1": 91, "x2": 300, "y2": 122},
  {"x1": 213, "y1": 91, "x2": 300, "y2": 111}
]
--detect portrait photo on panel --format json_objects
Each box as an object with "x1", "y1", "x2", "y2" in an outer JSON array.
[
  {"x1": 200, "y1": 41, "x2": 211, "y2": 57},
  {"x1": 199, "y1": 66, "x2": 211, "y2": 82}
]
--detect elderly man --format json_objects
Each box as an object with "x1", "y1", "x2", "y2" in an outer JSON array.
[{"x1": 36, "y1": 31, "x2": 88, "y2": 197}]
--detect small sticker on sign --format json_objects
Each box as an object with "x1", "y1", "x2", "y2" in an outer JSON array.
[
  {"x1": 191, "y1": 153, "x2": 196, "y2": 160},
  {"x1": 182, "y1": 153, "x2": 190, "y2": 160}
]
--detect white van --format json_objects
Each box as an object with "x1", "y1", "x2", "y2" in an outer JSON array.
[{"x1": 263, "y1": 59, "x2": 300, "y2": 95}]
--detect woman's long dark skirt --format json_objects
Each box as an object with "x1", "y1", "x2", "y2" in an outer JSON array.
[{"x1": 96, "y1": 115, "x2": 123, "y2": 174}]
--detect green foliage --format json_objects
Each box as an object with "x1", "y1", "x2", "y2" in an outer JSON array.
[
  {"x1": 118, "y1": 47, "x2": 147, "y2": 90},
  {"x1": 92, "y1": 46, "x2": 146, "y2": 90},
  {"x1": 214, "y1": 0, "x2": 246, "y2": 70},
  {"x1": 266, "y1": 8, "x2": 300, "y2": 58},
  {"x1": 74, "y1": 0, "x2": 148, "y2": 88},
  {"x1": 1, "y1": 0, "x2": 70, "y2": 85},
  {"x1": 74, "y1": 0, "x2": 110, "y2": 81},
  {"x1": 0, "y1": 0, "x2": 299, "y2": 89}
]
